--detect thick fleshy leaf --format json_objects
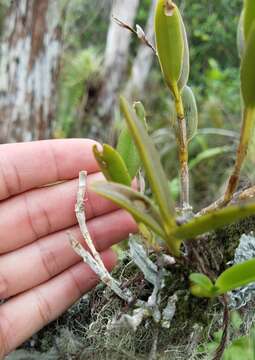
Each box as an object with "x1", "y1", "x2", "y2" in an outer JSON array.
[
  {"x1": 243, "y1": 0, "x2": 255, "y2": 41},
  {"x1": 237, "y1": 11, "x2": 245, "y2": 59},
  {"x1": 155, "y1": 0, "x2": 184, "y2": 96},
  {"x1": 177, "y1": 16, "x2": 190, "y2": 90},
  {"x1": 170, "y1": 86, "x2": 198, "y2": 141},
  {"x1": 120, "y1": 96, "x2": 176, "y2": 232},
  {"x1": 189, "y1": 273, "x2": 215, "y2": 298},
  {"x1": 93, "y1": 144, "x2": 131, "y2": 186},
  {"x1": 215, "y1": 258, "x2": 255, "y2": 295},
  {"x1": 117, "y1": 101, "x2": 147, "y2": 179},
  {"x1": 117, "y1": 128, "x2": 141, "y2": 179},
  {"x1": 241, "y1": 23, "x2": 255, "y2": 108},
  {"x1": 189, "y1": 273, "x2": 214, "y2": 290},
  {"x1": 133, "y1": 101, "x2": 147, "y2": 125},
  {"x1": 173, "y1": 201, "x2": 255, "y2": 240},
  {"x1": 91, "y1": 181, "x2": 165, "y2": 238}
]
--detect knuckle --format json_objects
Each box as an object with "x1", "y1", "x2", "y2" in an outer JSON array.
[
  {"x1": 68, "y1": 269, "x2": 83, "y2": 298},
  {"x1": 33, "y1": 289, "x2": 52, "y2": 325},
  {"x1": 37, "y1": 240, "x2": 60, "y2": 279},
  {"x1": 23, "y1": 192, "x2": 52, "y2": 240},
  {"x1": 0, "y1": 154, "x2": 22, "y2": 200},
  {"x1": 0, "y1": 271, "x2": 9, "y2": 300},
  {"x1": 0, "y1": 309, "x2": 11, "y2": 357}
]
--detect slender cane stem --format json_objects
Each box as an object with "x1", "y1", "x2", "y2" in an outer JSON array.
[
  {"x1": 223, "y1": 107, "x2": 254, "y2": 204},
  {"x1": 198, "y1": 107, "x2": 255, "y2": 215},
  {"x1": 174, "y1": 89, "x2": 190, "y2": 212}
]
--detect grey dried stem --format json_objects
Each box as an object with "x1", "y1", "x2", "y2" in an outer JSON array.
[
  {"x1": 113, "y1": 16, "x2": 157, "y2": 55},
  {"x1": 69, "y1": 171, "x2": 133, "y2": 303},
  {"x1": 197, "y1": 185, "x2": 255, "y2": 216}
]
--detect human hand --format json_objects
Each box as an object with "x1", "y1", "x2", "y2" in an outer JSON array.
[{"x1": 0, "y1": 139, "x2": 136, "y2": 357}]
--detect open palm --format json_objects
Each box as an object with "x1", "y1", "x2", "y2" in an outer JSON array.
[{"x1": 0, "y1": 139, "x2": 136, "y2": 357}]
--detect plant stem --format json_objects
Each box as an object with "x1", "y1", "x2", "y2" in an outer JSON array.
[
  {"x1": 212, "y1": 296, "x2": 229, "y2": 360},
  {"x1": 223, "y1": 107, "x2": 254, "y2": 204},
  {"x1": 174, "y1": 89, "x2": 190, "y2": 212},
  {"x1": 198, "y1": 107, "x2": 255, "y2": 215}
]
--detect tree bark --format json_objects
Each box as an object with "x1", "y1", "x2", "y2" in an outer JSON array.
[
  {"x1": 124, "y1": 0, "x2": 157, "y2": 101},
  {"x1": 0, "y1": 0, "x2": 64, "y2": 143},
  {"x1": 97, "y1": 0, "x2": 140, "y2": 122}
]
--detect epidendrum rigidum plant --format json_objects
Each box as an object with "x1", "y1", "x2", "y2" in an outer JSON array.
[
  {"x1": 92, "y1": 0, "x2": 255, "y2": 297},
  {"x1": 70, "y1": 0, "x2": 255, "y2": 357}
]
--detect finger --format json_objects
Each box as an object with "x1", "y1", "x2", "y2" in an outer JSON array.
[
  {"x1": 0, "y1": 249, "x2": 116, "y2": 357},
  {"x1": 0, "y1": 172, "x2": 119, "y2": 254},
  {"x1": 0, "y1": 139, "x2": 100, "y2": 201},
  {"x1": 0, "y1": 210, "x2": 136, "y2": 299}
]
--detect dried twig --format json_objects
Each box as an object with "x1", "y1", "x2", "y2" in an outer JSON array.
[
  {"x1": 69, "y1": 171, "x2": 133, "y2": 303},
  {"x1": 113, "y1": 16, "x2": 157, "y2": 55},
  {"x1": 75, "y1": 171, "x2": 106, "y2": 269},
  {"x1": 198, "y1": 185, "x2": 255, "y2": 216}
]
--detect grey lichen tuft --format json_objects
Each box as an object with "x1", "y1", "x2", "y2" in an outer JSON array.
[{"x1": 229, "y1": 232, "x2": 255, "y2": 309}]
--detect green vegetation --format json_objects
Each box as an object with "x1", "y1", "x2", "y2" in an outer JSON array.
[
  {"x1": 7, "y1": 0, "x2": 255, "y2": 359},
  {"x1": 88, "y1": 1, "x2": 255, "y2": 358}
]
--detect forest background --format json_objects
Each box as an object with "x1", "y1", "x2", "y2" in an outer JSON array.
[
  {"x1": 1, "y1": 1, "x2": 255, "y2": 359},
  {"x1": 1, "y1": 0, "x2": 252, "y2": 211}
]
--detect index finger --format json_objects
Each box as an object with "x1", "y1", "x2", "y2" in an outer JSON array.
[{"x1": 0, "y1": 139, "x2": 99, "y2": 201}]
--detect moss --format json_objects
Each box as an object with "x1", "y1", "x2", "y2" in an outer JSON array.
[{"x1": 10, "y1": 216, "x2": 255, "y2": 359}]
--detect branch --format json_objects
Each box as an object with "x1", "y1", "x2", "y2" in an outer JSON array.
[
  {"x1": 113, "y1": 16, "x2": 157, "y2": 55},
  {"x1": 198, "y1": 185, "x2": 255, "y2": 216}
]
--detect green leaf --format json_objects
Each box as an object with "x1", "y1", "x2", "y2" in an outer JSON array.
[
  {"x1": 241, "y1": 22, "x2": 255, "y2": 108},
  {"x1": 173, "y1": 202, "x2": 255, "y2": 240},
  {"x1": 116, "y1": 101, "x2": 147, "y2": 179},
  {"x1": 93, "y1": 144, "x2": 131, "y2": 186},
  {"x1": 119, "y1": 96, "x2": 176, "y2": 233},
  {"x1": 177, "y1": 16, "x2": 190, "y2": 90},
  {"x1": 189, "y1": 273, "x2": 215, "y2": 298},
  {"x1": 155, "y1": 0, "x2": 184, "y2": 96},
  {"x1": 133, "y1": 101, "x2": 147, "y2": 126},
  {"x1": 189, "y1": 273, "x2": 214, "y2": 289},
  {"x1": 243, "y1": 0, "x2": 255, "y2": 41},
  {"x1": 170, "y1": 86, "x2": 197, "y2": 141},
  {"x1": 116, "y1": 128, "x2": 141, "y2": 179},
  {"x1": 91, "y1": 181, "x2": 165, "y2": 238},
  {"x1": 215, "y1": 258, "x2": 255, "y2": 295},
  {"x1": 237, "y1": 11, "x2": 245, "y2": 59}
]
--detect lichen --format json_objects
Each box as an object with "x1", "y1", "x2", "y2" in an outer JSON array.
[{"x1": 9, "y1": 217, "x2": 255, "y2": 360}]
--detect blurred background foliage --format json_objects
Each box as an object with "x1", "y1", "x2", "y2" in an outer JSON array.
[
  {"x1": 0, "y1": 0, "x2": 9, "y2": 38},
  {"x1": 55, "y1": 0, "x2": 247, "y2": 209},
  {"x1": 1, "y1": 0, "x2": 253, "y2": 209}
]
